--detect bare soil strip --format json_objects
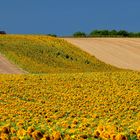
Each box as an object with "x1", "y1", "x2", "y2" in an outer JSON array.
[
  {"x1": 0, "y1": 54, "x2": 26, "y2": 74},
  {"x1": 64, "y1": 38, "x2": 140, "y2": 71}
]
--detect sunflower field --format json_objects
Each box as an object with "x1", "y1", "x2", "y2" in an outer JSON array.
[
  {"x1": 0, "y1": 35, "x2": 119, "y2": 74},
  {"x1": 0, "y1": 72, "x2": 140, "y2": 139}
]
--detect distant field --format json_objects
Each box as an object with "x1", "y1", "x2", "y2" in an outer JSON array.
[
  {"x1": 0, "y1": 72, "x2": 140, "y2": 139},
  {"x1": 0, "y1": 35, "x2": 118, "y2": 74},
  {"x1": 64, "y1": 38, "x2": 140, "y2": 71}
]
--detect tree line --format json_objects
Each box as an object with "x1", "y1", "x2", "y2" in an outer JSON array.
[
  {"x1": 73, "y1": 30, "x2": 140, "y2": 37},
  {"x1": 1, "y1": 30, "x2": 140, "y2": 37}
]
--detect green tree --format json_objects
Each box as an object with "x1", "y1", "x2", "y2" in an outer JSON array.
[
  {"x1": 100, "y1": 30, "x2": 109, "y2": 36},
  {"x1": 73, "y1": 31, "x2": 86, "y2": 37},
  {"x1": 0, "y1": 31, "x2": 6, "y2": 34},
  {"x1": 110, "y1": 30, "x2": 118, "y2": 36},
  {"x1": 90, "y1": 30, "x2": 109, "y2": 37},
  {"x1": 117, "y1": 30, "x2": 129, "y2": 37},
  {"x1": 47, "y1": 34, "x2": 57, "y2": 37},
  {"x1": 90, "y1": 30, "x2": 101, "y2": 37}
]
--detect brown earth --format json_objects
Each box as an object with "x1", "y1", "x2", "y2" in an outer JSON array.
[
  {"x1": 0, "y1": 54, "x2": 26, "y2": 74},
  {"x1": 64, "y1": 38, "x2": 140, "y2": 71}
]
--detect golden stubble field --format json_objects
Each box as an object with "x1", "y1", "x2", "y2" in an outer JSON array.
[{"x1": 64, "y1": 38, "x2": 140, "y2": 71}]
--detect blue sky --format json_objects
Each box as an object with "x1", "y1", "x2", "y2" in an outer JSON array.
[{"x1": 0, "y1": 0, "x2": 140, "y2": 35}]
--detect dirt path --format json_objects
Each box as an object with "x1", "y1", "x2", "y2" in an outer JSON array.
[
  {"x1": 64, "y1": 38, "x2": 140, "y2": 71},
  {"x1": 0, "y1": 54, "x2": 26, "y2": 74}
]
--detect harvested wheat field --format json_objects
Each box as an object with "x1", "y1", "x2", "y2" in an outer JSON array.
[{"x1": 64, "y1": 38, "x2": 140, "y2": 71}]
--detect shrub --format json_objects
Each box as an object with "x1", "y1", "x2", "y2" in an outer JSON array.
[
  {"x1": 0, "y1": 31, "x2": 6, "y2": 34},
  {"x1": 73, "y1": 31, "x2": 86, "y2": 37},
  {"x1": 117, "y1": 30, "x2": 129, "y2": 37},
  {"x1": 47, "y1": 34, "x2": 57, "y2": 37}
]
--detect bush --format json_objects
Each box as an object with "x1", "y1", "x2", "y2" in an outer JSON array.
[
  {"x1": 47, "y1": 34, "x2": 57, "y2": 37},
  {"x1": 117, "y1": 30, "x2": 129, "y2": 37},
  {"x1": 0, "y1": 31, "x2": 6, "y2": 34},
  {"x1": 73, "y1": 31, "x2": 86, "y2": 37},
  {"x1": 89, "y1": 30, "x2": 110, "y2": 37},
  {"x1": 110, "y1": 30, "x2": 118, "y2": 36},
  {"x1": 89, "y1": 29, "x2": 137, "y2": 37},
  {"x1": 90, "y1": 30, "x2": 101, "y2": 37}
]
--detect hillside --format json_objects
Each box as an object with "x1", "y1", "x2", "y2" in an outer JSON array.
[
  {"x1": 64, "y1": 38, "x2": 140, "y2": 71},
  {"x1": 0, "y1": 35, "x2": 119, "y2": 74}
]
